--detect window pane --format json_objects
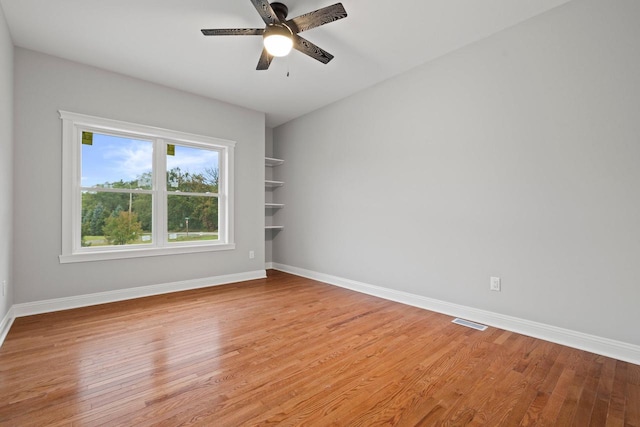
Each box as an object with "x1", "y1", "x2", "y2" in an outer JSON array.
[
  {"x1": 81, "y1": 192, "x2": 153, "y2": 246},
  {"x1": 82, "y1": 132, "x2": 153, "y2": 189},
  {"x1": 167, "y1": 194, "x2": 219, "y2": 242},
  {"x1": 166, "y1": 144, "x2": 219, "y2": 193}
]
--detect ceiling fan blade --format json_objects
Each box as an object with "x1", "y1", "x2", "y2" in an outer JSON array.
[
  {"x1": 256, "y1": 48, "x2": 274, "y2": 70},
  {"x1": 293, "y1": 35, "x2": 334, "y2": 64},
  {"x1": 286, "y1": 3, "x2": 347, "y2": 33},
  {"x1": 201, "y1": 28, "x2": 264, "y2": 36},
  {"x1": 250, "y1": 0, "x2": 280, "y2": 25}
]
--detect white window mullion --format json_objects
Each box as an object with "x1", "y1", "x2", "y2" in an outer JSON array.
[{"x1": 154, "y1": 139, "x2": 168, "y2": 247}]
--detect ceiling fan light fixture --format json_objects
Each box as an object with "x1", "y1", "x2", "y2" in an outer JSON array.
[
  {"x1": 263, "y1": 24, "x2": 293, "y2": 57},
  {"x1": 201, "y1": 1, "x2": 347, "y2": 70}
]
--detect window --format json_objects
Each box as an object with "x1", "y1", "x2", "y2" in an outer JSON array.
[{"x1": 59, "y1": 111, "x2": 235, "y2": 263}]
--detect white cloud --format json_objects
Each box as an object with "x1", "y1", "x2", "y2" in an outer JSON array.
[
  {"x1": 167, "y1": 147, "x2": 219, "y2": 174},
  {"x1": 104, "y1": 140, "x2": 153, "y2": 180},
  {"x1": 82, "y1": 136, "x2": 219, "y2": 187}
]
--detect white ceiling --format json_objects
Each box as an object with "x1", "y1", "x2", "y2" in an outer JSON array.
[{"x1": 1, "y1": 0, "x2": 570, "y2": 127}]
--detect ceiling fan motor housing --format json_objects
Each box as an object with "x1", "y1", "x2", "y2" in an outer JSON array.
[{"x1": 270, "y1": 2, "x2": 289, "y2": 20}]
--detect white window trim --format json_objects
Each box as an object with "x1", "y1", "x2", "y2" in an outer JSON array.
[{"x1": 59, "y1": 110, "x2": 236, "y2": 263}]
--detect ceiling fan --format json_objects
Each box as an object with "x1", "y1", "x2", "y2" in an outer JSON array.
[{"x1": 201, "y1": 0, "x2": 347, "y2": 70}]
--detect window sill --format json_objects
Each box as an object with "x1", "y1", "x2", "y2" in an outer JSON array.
[{"x1": 59, "y1": 243, "x2": 236, "y2": 264}]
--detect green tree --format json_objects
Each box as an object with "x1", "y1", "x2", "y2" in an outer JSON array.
[
  {"x1": 81, "y1": 206, "x2": 91, "y2": 237},
  {"x1": 132, "y1": 194, "x2": 152, "y2": 232},
  {"x1": 103, "y1": 211, "x2": 143, "y2": 245},
  {"x1": 82, "y1": 167, "x2": 219, "y2": 238},
  {"x1": 204, "y1": 166, "x2": 219, "y2": 191},
  {"x1": 89, "y1": 203, "x2": 106, "y2": 236},
  {"x1": 165, "y1": 167, "x2": 219, "y2": 232},
  {"x1": 111, "y1": 204, "x2": 124, "y2": 217},
  {"x1": 194, "y1": 197, "x2": 218, "y2": 231}
]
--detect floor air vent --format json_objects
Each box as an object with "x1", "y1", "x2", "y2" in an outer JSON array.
[{"x1": 452, "y1": 318, "x2": 488, "y2": 331}]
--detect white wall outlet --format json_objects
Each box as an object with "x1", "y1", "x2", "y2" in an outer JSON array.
[
  {"x1": 2, "y1": 280, "x2": 6, "y2": 296},
  {"x1": 490, "y1": 276, "x2": 501, "y2": 292},
  {"x1": 249, "y1": 250, "x2": 255, "y2": 259}
]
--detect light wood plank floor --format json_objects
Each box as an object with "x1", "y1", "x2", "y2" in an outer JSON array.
[{"x1": 0, "y1": 270, "x2": 638, "y2": 426}]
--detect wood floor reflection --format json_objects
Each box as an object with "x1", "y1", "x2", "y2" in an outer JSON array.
[{"x1": 1, "y1": 270, "x2": 638, "y2": 425}]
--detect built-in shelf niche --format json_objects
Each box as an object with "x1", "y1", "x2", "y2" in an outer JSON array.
[{"x1": 265, "y1": 157, "x2": 284, "y2": 231}]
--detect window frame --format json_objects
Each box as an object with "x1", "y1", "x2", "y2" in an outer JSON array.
[{"x1": 59, "y1": 110, "x2": 235, "y2": 263}]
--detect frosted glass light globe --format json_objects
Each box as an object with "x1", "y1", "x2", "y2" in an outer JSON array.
[{"x1": 263, "y1": 25, "x2": 293, "y2": 57}]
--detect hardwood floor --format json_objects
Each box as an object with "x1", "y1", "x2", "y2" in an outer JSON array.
[{"x1": 0, "y1": 270, "x2": 638, "y2": 426}]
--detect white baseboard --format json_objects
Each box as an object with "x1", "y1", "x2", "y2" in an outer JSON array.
[
  {"x1": 265, "y1": 262, "x2": 274, "y2": 270},
  {"x1": 271, "y1": 263, "x2": 640, "y2": 366},
  {"x1": 0, "y1": 306, "x2": 15, "y2": 348},
  {"x1": 11, "y1": 270, "x2": 267, "y2": 318}
]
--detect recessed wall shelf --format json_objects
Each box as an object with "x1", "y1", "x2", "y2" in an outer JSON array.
[
  {"x1": 265, "y1": 157, "x2": 284, "y2": 234},
  {"x1": 265, "y1": 179, "x2": 284, "y2": 188},
  {"x1": 265, "y1": 157, "x2": 284, "y2": 167}
]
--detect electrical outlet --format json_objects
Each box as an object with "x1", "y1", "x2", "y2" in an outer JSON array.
[
  {"x1": 490, "y1": 277, "x2": 501, "y2": 292},
  {"x1": 249, "y1": 250, "x2": 255, "y2": 259},
  {"x1": 2, "y1": 280, "x2": 6, "y2": 296}
]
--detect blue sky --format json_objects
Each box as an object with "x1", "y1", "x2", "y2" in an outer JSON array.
[{"x1": 81, "y1": 133, "x2": 219, "y2": 188}]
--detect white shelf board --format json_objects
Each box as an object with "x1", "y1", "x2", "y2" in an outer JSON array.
[
  {"x1": 265, "y1": 157, "x2": 284, "y2": 167},
  {"x1": 265, "y1": 180, "x2": 284, "y2": 187},
  {"x1": 265, "y1": 203, "x2": 285, "y2": 208},
  {"x1": 265, "y1": 225, "x2": 284, "y2": 230}
]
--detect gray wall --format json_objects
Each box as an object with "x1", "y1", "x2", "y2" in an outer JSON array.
[
  {"x1": 13, "y1": 48, "x2": 265, "y2": 303},
  {"x1": 0, "y1": 5, "x2": 13, "y2": 320},
  {"x1": 273, "y1": 0, "x2": 640, "y2": 346}
]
